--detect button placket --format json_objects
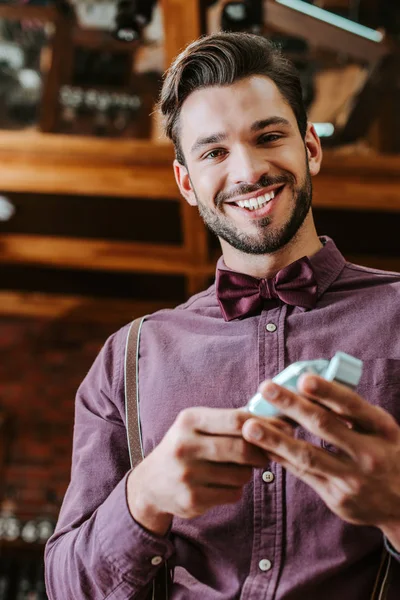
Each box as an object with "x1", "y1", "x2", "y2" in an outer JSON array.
[{"x1": 256, "y1": 305, "x2": 285, "y2": 597}]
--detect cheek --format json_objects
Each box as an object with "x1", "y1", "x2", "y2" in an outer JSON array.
[
  {"x1": 266, "y1": 140, "x2": 304, "y2": 170},
  {"x1": 196, "y1": 169, "x2": 223, "y2": 202}
]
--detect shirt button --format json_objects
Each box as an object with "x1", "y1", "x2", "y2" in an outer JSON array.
[
  {"x1": 265, "y1": 323, "x2": 277, "y2": 332},
  {"x1": 259, "y1": 558, "x2": 272, "y2": 572},
  {"x1": 151, "y1": 556, "x2": 163, "y2": 566},
  {"x1": 262, "y1": 471, "x2": 275, "y2": 483}
]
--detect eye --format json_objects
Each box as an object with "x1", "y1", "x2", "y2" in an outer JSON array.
[
  {"x1": 258, "y1": 133, "x2": 282, "y2": 144},
  {"x1": 203, "y1": 148, "x2": 226, "y2": 160}
]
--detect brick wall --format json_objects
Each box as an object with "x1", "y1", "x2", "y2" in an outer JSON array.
[{"x1": 0, "y1": 314, "x2": 120, "y2": 520}]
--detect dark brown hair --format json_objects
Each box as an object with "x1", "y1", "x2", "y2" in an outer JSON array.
[{"x1": 158, "y1": 31, "x2": 308, "y2": 165}]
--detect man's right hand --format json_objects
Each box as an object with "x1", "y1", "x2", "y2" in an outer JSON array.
[{"x1": 127, "y1": 406, "x2": 285, "y2": 535}]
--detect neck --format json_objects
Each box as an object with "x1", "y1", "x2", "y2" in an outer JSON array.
[{"x1": 220, "y1": 214, "x2": 322, "y2": 278}]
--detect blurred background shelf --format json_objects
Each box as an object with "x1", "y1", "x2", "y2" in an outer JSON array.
[{"x1": 0, "y1": 0, "x2": 399, "y2": 303}]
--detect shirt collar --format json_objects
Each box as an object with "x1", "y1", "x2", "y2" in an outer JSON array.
[{"x1": 216, "y1": 236, "x2": 346, "y2": 301}]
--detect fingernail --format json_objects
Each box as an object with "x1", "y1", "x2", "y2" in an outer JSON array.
[
  {"x1": 246, "y1": 423, "x2": 263, "y2": 441},
  {"x1": 302, "y1": 375, "x2": 317, "y2": 392},
  {"x1": 264, "y1": 382, "x2": 278, "y2": 399}
]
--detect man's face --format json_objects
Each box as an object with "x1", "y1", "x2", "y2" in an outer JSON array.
[{"x1": 174, "y1": 75, "x2": 321, "y2": 255}]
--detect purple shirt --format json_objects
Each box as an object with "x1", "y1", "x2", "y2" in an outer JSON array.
[{"x1": 45, "y1": 237, "x2": 400, "y2": 599}]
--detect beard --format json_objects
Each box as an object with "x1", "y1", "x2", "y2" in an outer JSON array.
[{"x1": 195, "y1": 160, "x2": 313, "y2": 255}]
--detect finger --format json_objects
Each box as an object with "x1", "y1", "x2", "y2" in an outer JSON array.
[
  {"x1": 186, "y1": 461, "x2": 253, "y2": 487},
  {"x1": 266, "y1": 450, "x2": 328, "y2": 488},
  {"x1": 176, "y1": 433, "x2": 268, "y2": 467},
  {"x1": 265, "y1": 449, "x2": 370, "y2": 521},
  {"x1": 176, "y1": 407, "x2": 295, "y2": 438},
  {"x1": 176, "y1": 407, "x2": 252, "y2": 436},
  {"x1": 298, "y1": 374, "x2": 399, "y2": 440},
  {"x1": 256, "y1": 380, "x2": 363, "y2": 459},
  {"x1": 242, "y1": 418, "x2": 353, "y2": 478}
]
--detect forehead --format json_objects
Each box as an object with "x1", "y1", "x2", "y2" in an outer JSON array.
[{"x1": 179, "y1": 75, "x2": 297, "y2": 149}]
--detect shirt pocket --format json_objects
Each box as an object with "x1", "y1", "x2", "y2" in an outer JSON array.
[{"x1": 322, "y1": 358, "x2": 400, "y2": 453}]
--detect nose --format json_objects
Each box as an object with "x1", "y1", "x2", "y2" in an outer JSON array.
[{"x1": 230, "y1": 145, "x2": 270, "y2": 186}]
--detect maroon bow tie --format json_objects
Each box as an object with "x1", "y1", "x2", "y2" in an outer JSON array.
[{"x1": 216, "y1": 256, "x2": 318, "y2": 321}]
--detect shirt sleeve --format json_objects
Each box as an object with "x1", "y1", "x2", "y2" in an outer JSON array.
[{"x1": 45, "y1": 326, "x2": 175, "y2": 599}]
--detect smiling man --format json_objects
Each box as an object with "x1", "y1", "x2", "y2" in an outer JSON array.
[
  {"x1": 45, "y1": 33, "x2": 400, "y2": 600},
  {"x1": 173, "y1": 73, "x2": 321, "y2": 275}
]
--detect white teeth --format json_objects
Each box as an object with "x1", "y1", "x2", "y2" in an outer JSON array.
[{"x1": 236, "y1": 189, "x2": 277, "y2": 210}]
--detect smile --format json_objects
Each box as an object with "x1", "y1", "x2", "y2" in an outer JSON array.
[
  {"x1": 236, "y1": 190, "x2": 275, "y2": 210},
  {"x1": 229, "y1": 185, "x2": 285, "y2": 212}
]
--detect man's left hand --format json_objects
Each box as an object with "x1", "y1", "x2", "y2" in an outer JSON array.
[{"x1": 241, "y1": 374, "x2": 400, "y2": 552}]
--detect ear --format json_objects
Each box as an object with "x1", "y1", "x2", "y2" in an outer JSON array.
[
  {"x1": 173, "y1": 159, "x2": 198, "y2": 206},
  {"x1": 304, "y1": 123, "x2": 323, "y2": 177}
]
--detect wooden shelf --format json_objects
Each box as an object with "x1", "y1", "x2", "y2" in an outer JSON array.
[
  {"x1": 0, "y1": 131, "x2": 173, "y2": 166},
  {"x1": 0, "y1": 133, "x2": 176, "y2": 198},
  {"x1": 0, "y1": 234, "x2": 214, "y2": 275},
  {"x1": 0, "y1": 290, "x2": 175, "y2": 321},
  {"x1": 0, "y1": 4, "x2": 58, "y2": 21},
  {"x1": 319, "y1": 151, "x2": 400, "y2": 179},
  {"x1": 0, "y1": 155, "x2": 177, "y2": 199},
  {"x1": 0, "y1": 131, "x2": 399, "y2": 212},
  {"x1": 315, "y1": 152, "x2": 400, "y2": 212}
]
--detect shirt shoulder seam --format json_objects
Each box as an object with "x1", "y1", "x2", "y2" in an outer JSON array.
[{"x1": 173, "y1": 287, "x2": 215, "y2": 312}]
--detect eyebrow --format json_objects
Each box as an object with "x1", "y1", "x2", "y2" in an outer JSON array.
[
  {"x1": 250, "y1": 117, "x2": 291, "y2": 132},
  {"x1": 190, "y1": 132, "x2": 227, "y2": 155},
  {"x1": 190, "y1": 116, "x2": 291, "y2": 155}
]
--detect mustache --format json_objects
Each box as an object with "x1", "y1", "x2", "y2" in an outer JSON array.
[{"x1": 215, "y1": 174, "x2": 294, "y2": 207}]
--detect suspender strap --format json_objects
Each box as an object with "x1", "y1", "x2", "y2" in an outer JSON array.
[
  {"x1": 124, "y1": 316, "x2": 170, "y2": 600},
  {"x1": 371, "y1": 548, "x2": 392, "y2": 600},
  {"x1": 125, "y1": 316, "x2": 146, "y2": 468}
]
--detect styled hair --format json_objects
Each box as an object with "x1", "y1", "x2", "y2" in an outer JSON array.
[{"x1": 158, "y1": 31, "x2": 308, "y2": 165}]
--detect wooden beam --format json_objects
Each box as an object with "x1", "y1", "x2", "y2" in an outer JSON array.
[
  {"x1": 0, "y1": 291, "x2": 174, "y2": 321},
  {"x1": 319, "y1": 151, "x2": 400, "y2": 179},
  {"x1": 39, "y1": 13, "x2": 75, "y2": 133},
  {"x1": 0, "y1": 234, "x2": 215, "y2": 275},
  {"x1": 180, "y1": 202, "x2": 211, "y2": 295},
  {"x1": 0, "y1": 131, "x2": 174, "y2": 166},
  {"x1": 313, "y1": 175, "x2": 400, "y2": 212},
  {"x1": 161, "y1": 0, "x2": 201, "y2": 67},
  {"x1": 0, "y1": 4, "x2": 57, "y2": 21},
  {"x1": 0, "y1": 155, "x2": 178, "y2": 199}
]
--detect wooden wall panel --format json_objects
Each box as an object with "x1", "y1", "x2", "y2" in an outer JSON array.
[{"x1": 161, "y1": 0, "x2": 201, "y2": 66}]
